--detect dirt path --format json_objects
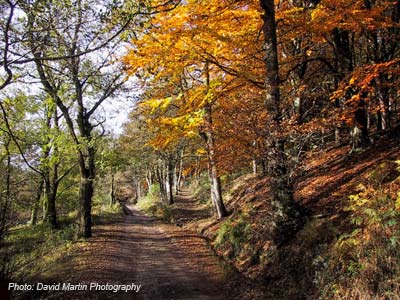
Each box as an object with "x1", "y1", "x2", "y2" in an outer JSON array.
[
  {"x1": 119, "y1": 204, "x2": 231, "y2": 300},
  {"x1": 25, "y1": 198, "x2": 257, "y2": 300}
]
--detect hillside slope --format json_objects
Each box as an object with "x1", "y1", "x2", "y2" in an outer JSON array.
[{"x1": 173, "y1": 137, "x2": 400, "y2": 300}]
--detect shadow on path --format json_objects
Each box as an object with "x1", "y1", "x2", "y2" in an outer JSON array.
[{"x1": 28, "y1": 204, "x2": 232, "y2": 300}]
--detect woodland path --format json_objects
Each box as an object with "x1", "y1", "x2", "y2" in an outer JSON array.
[{"x1": 30, "y1": 190, "x2": 264, "y2": 300}]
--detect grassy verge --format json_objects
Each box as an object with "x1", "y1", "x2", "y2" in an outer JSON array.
[
  {"x1": 1, "y1": 203, "x2": 123, "y2": 281},
  {"x1": 136, "y1": 184, "x2": 174, "y2": 223}
]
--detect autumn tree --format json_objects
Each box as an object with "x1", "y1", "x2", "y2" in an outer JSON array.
[{"x1": 123, "y1": 0, "x2": 265, "y2": 218}]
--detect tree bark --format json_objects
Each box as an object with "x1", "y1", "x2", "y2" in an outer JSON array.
[
  {"x1": 0, "y1": 137, "x2": 12, "y2": 241},
  {"x1": 77, "y1": 143, "x2": 95, "y2": 238},
  {"x1": 260, "y1": 0, "x2": 301, "y2": 241},
  {"x1": 203, "y1": 104, "x2": 228, "y2": 218},
  {"x1": 39, "y1": 107, "x2": 59, "y2": 229},
  {"x1": 200, "y1": 62, "x2": 228, "y2": 219},
  {"x1": 78, "y1": 176, "x2": 93, "y2": 237},
  {"x1": 195, "y1": 157, "x2": 200, "y2": 183},
  {"x1": 156, "y1": 161, "x2": 167, "y2": 203},
  {"x1": 137, "y1": 179, "x2": 142, "y2": 200},
  {"x1": 166, "y1": 155, "x2": 174, "y2": 205},
  {"x1": 109, "y1": 172, "x2": 115, "y2": 206},
  {"x1": 145, "y1": 167, "x2": 153, "y2": 191},
  {"x1": 252, "y1": 159, "x2": 257, "y2": 175},
  {"x1": 44, "y1": 178, "x2": 58, "y2": 229},
  {"x1": 175, "y1": 148, "x2": 184, "y2": 194},
  {"x1": 30, "y1": 180, "x2": 44, "y2": 226}
]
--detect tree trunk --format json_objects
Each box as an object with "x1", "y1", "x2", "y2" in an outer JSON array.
[
  {"x1": 0, "y1": 138, "x2": 12, "y2": 241},
  {"x1": 166, "y1": 156, "x2": 174, "y2": 205},
  {"x1": 261, "y1": 158, "x2": 267, "y2": 176},
  {"x1": 156, "y1": 163, "x2": 167, "y2": 203},
  {"x1": 30, "y1": 180, "x2": 44, "y2": 226},
  {"x1": 377, "y1": 85, "x2": 390, "y2": 131},
  {"x1": 203, "y1": 105, "x2": 228, "y2": 218},
  {"x1": 175, "y1": 147, "x2": 184, "y2": 194},
  {"x1": 77, "y1": 145, "x2": 95, "y2": 238},
  {"x1": 78, "y1": 176, "x2": 93, "y2": 238},
  {"x1": 145, "y1": 167, "x2": 152, "y2": 191},
  {"x1": 44, "y1": 179, "x2": 58, "y2": 229},
  {"x1": 252, "y1": 159, "x2": 257, "y2": 175},
  {"x1": 109, "y1": 172, "x2": 115, "y2": 206},
  {"x1": 354, "y1": 98, "x2": 370, "y2": 147},
  {"x1": 195, "y1": 157, "x2": 200, "y2": 183},
  {"x1": 176, "y1": 160, "x2": 183, "y2": 193},
  {"x1": 260, "y1": 0, "x2": 301, "y2": 241},
  {"x1": 173, "y1": 164, "x2": 178, "y2": 194},
  {"x1": 43, "y1": 108, "x2": 60, "y2": 229},
  {"x1": 137, "y1": 180, "x2": 142, "y2": 199},
  {"x1": 201, "y1": 62, "x2": 228, "y2": 219},
  {"x1": 210, "y1": 170, "x2": 226, "y2": 219}
]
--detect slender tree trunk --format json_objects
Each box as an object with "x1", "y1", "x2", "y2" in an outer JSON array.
[
  {"x1": 261, "y1": 158, "x2": 267, "y2": 175},
  {"x1": 0, "y1": 138, "x2": 12, "y2": 241},
  {"x1": 166, "y1": 155, "x2": 174, "y2": 205},
  {"x1": 203, "y1": 105, "x2": 228, "y2": 218},
  {"x1": 156, "y1": 165, "x2": 166, "y2": 203},
  {"x1": 260, "y1": 0, "x2": 301, "y2": 241},
  {"x1": 156, "y1": 159, "x2": 168, "y2": 203},
  {"x1": 44, "y1": 179, "x2": 58, "y2": 229},
  {"x1": 377, "y1": 85, "x2": 390, "y2": 131},
  {"x1": 145, "y1": 167, "x2": 152, "y2": 191},
  {"x1": 176, "y1": 148, "x2": 184, "y2": 193},
  {"x1": 252, "y1": 159, "x2": 257, "y2": 175},
  {"x1": 195, "y1": 157, "x2": 200, "y2": 183},
  {"x1": 75, "y1": 72, "x2": 96, "y2": 237},
  {"x1": 30, "y1": 180, "x2": 44, "y2": 226},
  {"x1": 43, "y1": 108, "x2": 60, "y2": 229},
  {"x1": 137, "y1": 180, "x2": 142, "y2": 199},
  {"x1": 109, "y1": 172, "x2": 115, "y2": 206},
  {"x1": 201, "y1": 62, "x2": 228, "y2": 219},
  {"x1": 173, "y1": 164, "x2": 178, "y2": 195}
]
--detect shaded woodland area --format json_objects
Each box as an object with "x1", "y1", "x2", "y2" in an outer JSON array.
[{"x1": 1, "y1": 0, "x2": 400, "y2": 299}]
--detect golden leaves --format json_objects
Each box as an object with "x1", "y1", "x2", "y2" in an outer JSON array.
[{"x1": 308, "y1": 0, "x2": 392, "y2": 33}]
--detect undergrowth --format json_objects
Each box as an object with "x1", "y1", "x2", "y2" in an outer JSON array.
[
  {"x1": 215, "y1": 213, "x2": 253, "y2": 259},
  {"x1": 317, "y1": 161, "x2": 400, "y2": 300}
]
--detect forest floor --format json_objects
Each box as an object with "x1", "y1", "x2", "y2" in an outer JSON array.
[{"x1": 13, "y1": 197, "x2": 265, "y2": 300}]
